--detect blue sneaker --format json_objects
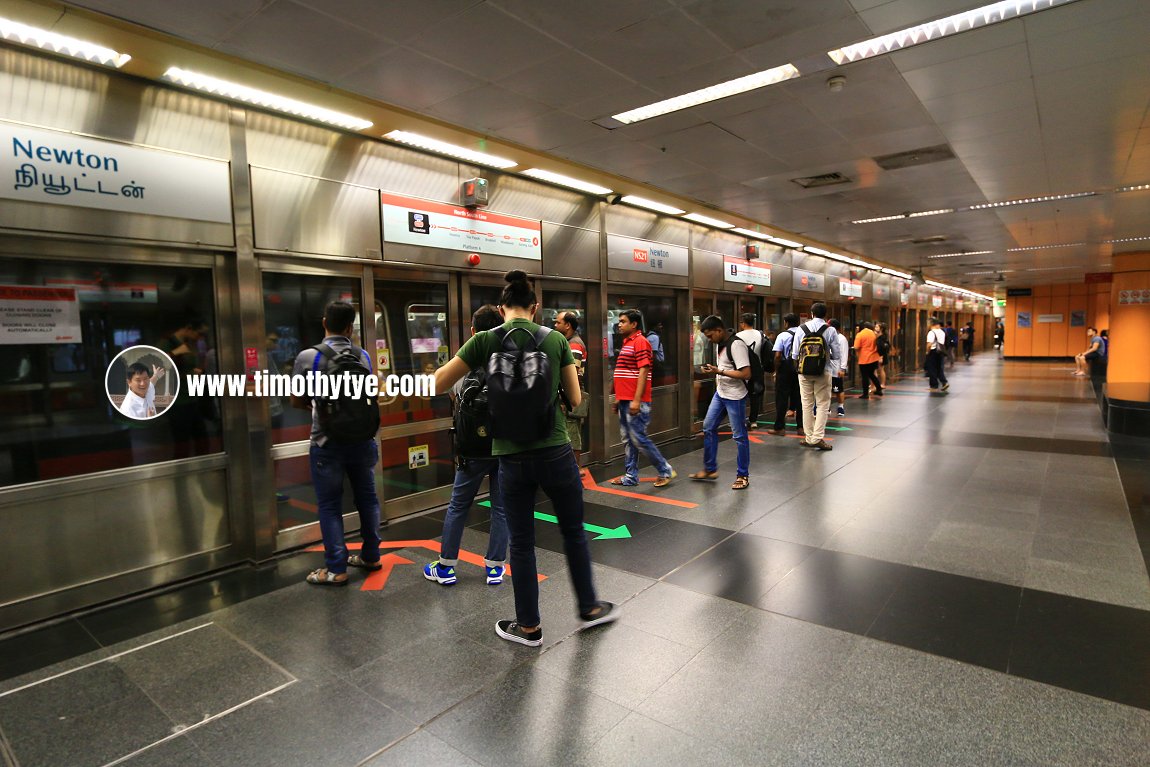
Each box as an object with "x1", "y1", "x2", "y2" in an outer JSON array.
[
  {"x1": 486, "y1": 564, "x2": 505, "y2": 585},
  {"x1": 423, "y1": 560, "x2": 457, "y2": 586}
]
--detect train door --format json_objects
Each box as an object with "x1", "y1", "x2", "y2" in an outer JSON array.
[
  {"x1": 370, "y1": 275, "x2": 456, "y2": 519},
  {"x1": 540, "y1": 283, "x2": 592, "y2": 460},
  {"x1": 691, "y1": 293, "x2": 716, "y2": 425}
]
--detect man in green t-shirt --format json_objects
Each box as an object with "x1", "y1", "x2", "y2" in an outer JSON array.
[{"x1": 434, "y1": 271, "x2": 619, "y2": 648}]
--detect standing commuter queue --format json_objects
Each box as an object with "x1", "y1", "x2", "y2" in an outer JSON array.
[{"x1": 292, "y1": 276, "x2": 976, "y2": 646}]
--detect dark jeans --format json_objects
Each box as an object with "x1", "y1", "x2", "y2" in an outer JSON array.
[
  {"x1": 439, "y1": 458, "x2": 508, "y2": 566},
  {"x1": 499, "y1": 444, "x2": 597, "y2": 627},
  {"x1": 310, "y1": 439, "x2": 381, "y2": 574},
  {"x1": 925, "y1": 350, "x2": 949, "y2": 389},
  {"x1": 859, "y1": 362, "x2": 882, "y2": 396},
  {"x1": 773, "y1": 369, "x2": 803, "y2": 432},
  {"x1": 962, "y1": 340, "x2": 973, "y2": 360},
  {"x1": 747, "y1": 377, "x2": 764, "y2": 426}
]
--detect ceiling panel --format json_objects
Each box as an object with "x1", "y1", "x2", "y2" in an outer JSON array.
[
  {"x1": 496, "y1": 52, "x2": 633, "y2": 111},
  {"x1": 497, "y1": 110, "x2": 607, "y2": 151},
  {"x1": 294, "y1": 0, "x2": 483, "y2": 44},
  {"x1": 66, "y1": 0, "x2": 267, "y2": 46},
  {"x1": 900, "y1": 44, "x2": 1032, "y2": 102},
  {"x1": 490, "y1": 0, "x2": 671, "y2": 48},
  {"x1": 677, "y1": 0, "x2": 854, "y2": 52},
  {"x1": 340, "y1": 48, "x2": 484, "y2": 111},
  {"x1": 424, "y1": 84, "x2": 552, "y2": 132},
  {"x1": 577, "y1": 9, "x2": 735, "y2": 83}
]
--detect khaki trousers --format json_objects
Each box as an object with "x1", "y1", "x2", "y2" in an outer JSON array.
[{"x1": 798, "y1": 372, "x2": 832, "y2": 444}]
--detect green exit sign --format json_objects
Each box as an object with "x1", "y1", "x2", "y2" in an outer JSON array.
[{"x1": 996, "y1": 299, "x2": 1006, "y2": 307}]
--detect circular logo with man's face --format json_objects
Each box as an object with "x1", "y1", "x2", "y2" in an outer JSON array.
[{"x1": 106, "y1": 345, "x2": 180, "y2": 420}]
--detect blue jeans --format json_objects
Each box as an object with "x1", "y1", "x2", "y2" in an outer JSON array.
[
  {"x1": 439, "y1": 458, "x2": 509, "y2": 567},
  {"x1": 703, "y1": 394, "x2": 749, "y2": 477},
  {"x1": 310, "y1": 439, "x2": 382, "y2": 574},
  {"x1": 617, "y1": 400, "x2": 672, "y2": 483},
  {"x1": 499, "y1": 444, "x2": 597, "y2": 627}
]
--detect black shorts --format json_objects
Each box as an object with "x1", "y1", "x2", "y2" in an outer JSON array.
[
  {"x1": 831, "y1": 376, "x2": 844, "y2": 394},
  {"x1": 1084, "y1": 350, "x2": 1101, "y2": 361}
]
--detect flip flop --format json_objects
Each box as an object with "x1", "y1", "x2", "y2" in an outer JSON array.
[
  {"x1": 306, "y1": 568, "x2": 349, "y2": 587},
  {"x1": 689, "y1": 471, "x2": 719, "y2": 481},
  {"x1": 348, "y1": 555, "x2": 382, "y2": 571}
]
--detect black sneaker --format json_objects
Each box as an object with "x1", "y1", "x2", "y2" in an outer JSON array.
[
  {"x1": 495, "y1": 620, "x2": 542, "y2": 647},
  {"x1": 579, "y1": 601, "x2": 621, "y2": 630}
]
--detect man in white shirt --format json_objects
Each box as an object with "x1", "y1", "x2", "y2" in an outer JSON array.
[
  {"x1": 119, "y1": 362, "x2": 162, "y2": 419},
  {"x1": 925, "y1": 317, "x2": 950, "y2": 391},
  {"x1": 790, "y1": 303, "x2": 840, "y2": 451},
  {"x1": 690, "y1": 315, "x2": 752, "y2": 490},
  {"x1": 735, "y1": 313, "x2": 767, "y2": 430},
  {"x1": 827, "y1": 319, "x2": 850, "y2": 418}
]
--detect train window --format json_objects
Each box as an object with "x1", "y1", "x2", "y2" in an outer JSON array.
[
  {"x1": 261, "y1": 273, "x2": 360, "y2": 445},
  {"x1": 0, "y1": 257, "x2": 220, "y2": 488},
  {"x1": 606, "y1": 294, "x2": 677, "y2": 388},
  {"x1": 371, "y1": 280, "x2": 451, "y2": 427}
]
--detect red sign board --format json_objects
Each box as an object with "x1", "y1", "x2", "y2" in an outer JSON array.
[{"x1": 1085, "y1": 272, "x2": 1113, "y2": 284}]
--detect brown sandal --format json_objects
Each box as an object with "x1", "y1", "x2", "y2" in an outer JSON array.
[
  {"x1": 731, "y1": 476, "x2": 750, "y2": 490},
  {"x1": 689, "y1": 471, "x2": 719, "y2": 481}
]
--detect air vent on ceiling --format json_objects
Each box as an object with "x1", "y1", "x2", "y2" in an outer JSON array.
[
  {"x1": 873, "y1": 144, "x2": 956, "y2": 171},
  {"x1": 911, "y1": 235, "x2": 948, "y2": 244},
  {"x1": 791, "y1": 172, "x2": 851, "y2": 189}
]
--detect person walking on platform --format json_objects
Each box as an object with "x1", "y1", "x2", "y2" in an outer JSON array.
[
  {"x1": 735, "y1": 313, "x2": 768, "y2": 430},
  {"x1": 875, "y1": 322, "x2": 891, "y2": 390},
  {"x1": 767, "y1": 313, "x2": 803, "y2": 438},
  {"x1": 828, "y1": 319, "x2": 849, "y2": 418},
  {"x1": 611, "y1": 309, "x2": 675, "y2": 488},
  {"x1": 961, "y1": 321, "x2": 975, "y2": 361},
  {"x1": 691, "y1": 316, "x2": 752, "y2": 490},
  {"x1": 925, "y1": 317, "x2": 950, "y2": 391},
  {"x1": 434, "y1": 270, "x2": 618, "y2": 648},
  {"x1": 792, "y1": 303, "x2": 840, "y2": 451},
  {"x1": 854, "y1": 321, "x2": 883, "y2": 400},
  {"x1": 944, "y1": 322, "x2": 959, "y2": 368},
  {"x1": 424, "y1": 304, "x2": 509, "y2": 588},
  {"x1": 292, "y1": 301, "x2": 382, "y2": 587},
  {"x1": 554, "y1": 311, "x2": 589, "y2": 471}
]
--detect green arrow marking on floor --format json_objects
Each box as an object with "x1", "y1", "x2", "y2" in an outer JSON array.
[
  {"x1": 786, "y1": 423, "x2": 852, "y2": 432},
  {"x1": 479, "y1": 500, "x2": 632, "y2": 540}
]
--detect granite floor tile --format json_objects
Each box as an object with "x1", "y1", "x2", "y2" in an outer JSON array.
[
  {"x1": 426, "y1": 663, "x2": 629, "y2": 767},
  {"x1": 572, "y1": 711, "x2": 761, "y2": 767},
  {"x1": 361, "y1": 729, "x2": 483, "y2": 767},
  {"x1": 119, "y1": 735, "x2": 218, "y2": 767},
  {"x1": 663, "y1": 534, "x2": 814, "y2": 606},
  {"x1": 1023, "y1": 559, "x2": 1150, "y2": 610},
  {"x1": 823, "y1": 521, "x2": 933, "y2": 566},
  {"x1": 1030, "y1": 534, "x2": 1147, "y2": 575},
  {"x1": 613, "y1": 581, "x2": 748, "y2": 651}
]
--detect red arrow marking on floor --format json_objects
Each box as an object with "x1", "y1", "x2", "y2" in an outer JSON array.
[
  {"x1": 717, "y1": 431, "x2": 764, "y2": 444},
  {"x1": 361, "y1": 553, "x2": 413, "y2": 590},
  {"x1": 581, "y1": 471, "x2": 698, "y2": 508},
  {"x1": 305, "y1": 540, "x2": 546, "y2": 590}
]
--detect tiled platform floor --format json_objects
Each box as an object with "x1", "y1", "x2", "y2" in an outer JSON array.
[{"x1": 2, "y1": 356, "x2": 1149, "y2": 766}]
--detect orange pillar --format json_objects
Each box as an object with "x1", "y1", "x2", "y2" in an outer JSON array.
[{"x1": 1108, "y1": 252, "x2": 1150, "y2": 385}]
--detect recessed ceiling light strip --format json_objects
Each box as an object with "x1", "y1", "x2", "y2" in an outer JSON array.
[
  {"x1": 968, "y1": 191, "x2": 1095, "y2": 210},
  {"x1": 1103, "y1": 235, "x2": 1150, "y2": 243},
  {"x1": 827, "y1": 0, "x2": 1082, "y2": 65},
  {"x1": 732, "y1": 228, "x2": 771, "y2": 240},
  {"x1": 766, "y1": 235, "x2": 804, "y2": 249},
  {"x1": 0, "y1": 15, "x2": 131, "y2": 67},
  {"x1": 382, "y1": 130, "x2": 514, "y2": 168},
  {"x1": 163, "y1": 67, "x2": 372, "y2": 130},
  {"x1": 927, "y1": 251, "x2": 994, "y2": 259},
  {"x1": 683, "y1": 212, "x2": 735, "y2": 229},
  {"x1": 1116, "y1": 183, "x2": 1150, "y2": 193},
  {"x1": 521, "y1": 168, "x2": 611, "y2": 195},
  {"x1": 620, "y1": 196, "x2": 685, "y2": 215},
  {"x1": 1006, "y1": 243, "x2": 1084, "y2": 251},
  {"x1": 611, "y1": 63, "x2": 799, "y2": 125}
]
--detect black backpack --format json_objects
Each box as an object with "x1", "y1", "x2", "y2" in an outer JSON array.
[
  {"x1": 453, "y1": 369, "x2": 492, "y2": 459},
  {"x1": 727, "y1": 336, "x2": 765, "y2": 396},
  {"x1": 311, "y1": 344, "x2": 380, "y2": 443},
  {"x1": 876, "y1": 334, "x2": 891, "y2": 357},
  {"x1": 796, "y1": 323, "x2": 830, "y2": 376},
  {"x1": 485, "y1": 325, "x2": 556, "y2": 443}
]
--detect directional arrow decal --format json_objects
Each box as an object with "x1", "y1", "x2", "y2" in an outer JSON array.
[
  {"x1": 361, "y1": 553, "x2": 413, "y2": 591},
  {"x1": 479, "y1": 500, "x2": 632, "y2": 540}
]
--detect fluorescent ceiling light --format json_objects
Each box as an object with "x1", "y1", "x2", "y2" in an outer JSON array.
[
  {"x1": 828, "y1": 0, "x2": 1081, "y2": 65},
  {"x1": 881, "y1": 268, "x2": 914, "y2": 279},
  {"x1": 683, "y1": 212, "x2": 734, "y2": 229},
  {"x1": 611, "y1": 63, "x2": 799, "y2": 125},
  {"x1": 766, "y1": 235, "x2": 803, "y2": 249},
  {"x1": 925, "y1": 280, "x2": 948, "y2": 288},
  {"x1": 909, "y1": 208, "x2": 955, "y2": 218},
  {"x1": 1006, "y1": 243, "x2": 1084, "y2": 251},
  {"x1": 968, "y1": 191, "x2": 1095, "y2": 210},
  {"x1": 382, "y1": 130, "x2": 515, "y2": 168},
  {"x1": 927, "y1": 250, "x2": 994, "y2": 259},
  {"x1": 1103, "y1": 235, "x2": 1150, "y2": 243},
  {"x1": 852, "y1": 208, "x2": 954, "y2": 224},
  {"x1": 1025, "y1": 265, "x2": 1079, "y2": 272},
  {"x1": 0, "y1": 15, "x2": 131, "y2": 68},
  {"x1": 852, "y1": 214, "x2": 907, "y2": 224},
  {"x1": 803, "y1": 246, "x2": 833, "y2": 257},
  {"x1": 733, "y1": 228, "x2": 772, "y2": 241},
  {"x1": 521, "y1": 168, "x2": 611, "y2": 195},
  {"x1": 163, "y1": 67, "x2": 371, "y2": 130},
  {"x1": 620, "y1": 196, "x2": 685, "y2": 215}
]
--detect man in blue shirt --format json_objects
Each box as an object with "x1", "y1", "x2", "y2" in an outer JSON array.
[
  {"x1": 767, "y1": 313, "x2": 803, "y2": 438},
  {"x1": 790, "y1": 303, "x2": 840, "y2": 451}
]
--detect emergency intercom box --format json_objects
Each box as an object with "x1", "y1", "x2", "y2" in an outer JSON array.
[{"x1": 462, "y1": 178, "x2": 489, "y2": 207}]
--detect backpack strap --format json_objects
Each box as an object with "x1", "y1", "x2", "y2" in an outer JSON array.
[
  {"x1": 493, "y1": 324, "x2": 548, "y2": 351},
  {"x1": 311, "y1": 343, "x2": 335, "y2": 373}
]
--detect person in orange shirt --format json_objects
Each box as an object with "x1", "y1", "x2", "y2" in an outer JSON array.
[{"x1": 853, "y1": 321, "x2": 884, "y2": 399}]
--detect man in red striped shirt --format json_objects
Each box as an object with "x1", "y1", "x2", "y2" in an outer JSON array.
[{"x1": 612, "y1": 310, "x2": 675, "y2": 487}]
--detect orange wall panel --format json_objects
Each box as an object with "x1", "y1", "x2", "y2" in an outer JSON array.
[
  {"x1": 1031, "y1": 297, "x2": 1052, "y2": 355},
  {"x1": 1011, "y1": 296, "x2": 1033, "y2": 356},
  {"x1": 1108, "y1": 254, "x2": 1150, "y2": 384},
  {"x1": 1048, "y1": 296, "x2": 1070, "y2": 356}
]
